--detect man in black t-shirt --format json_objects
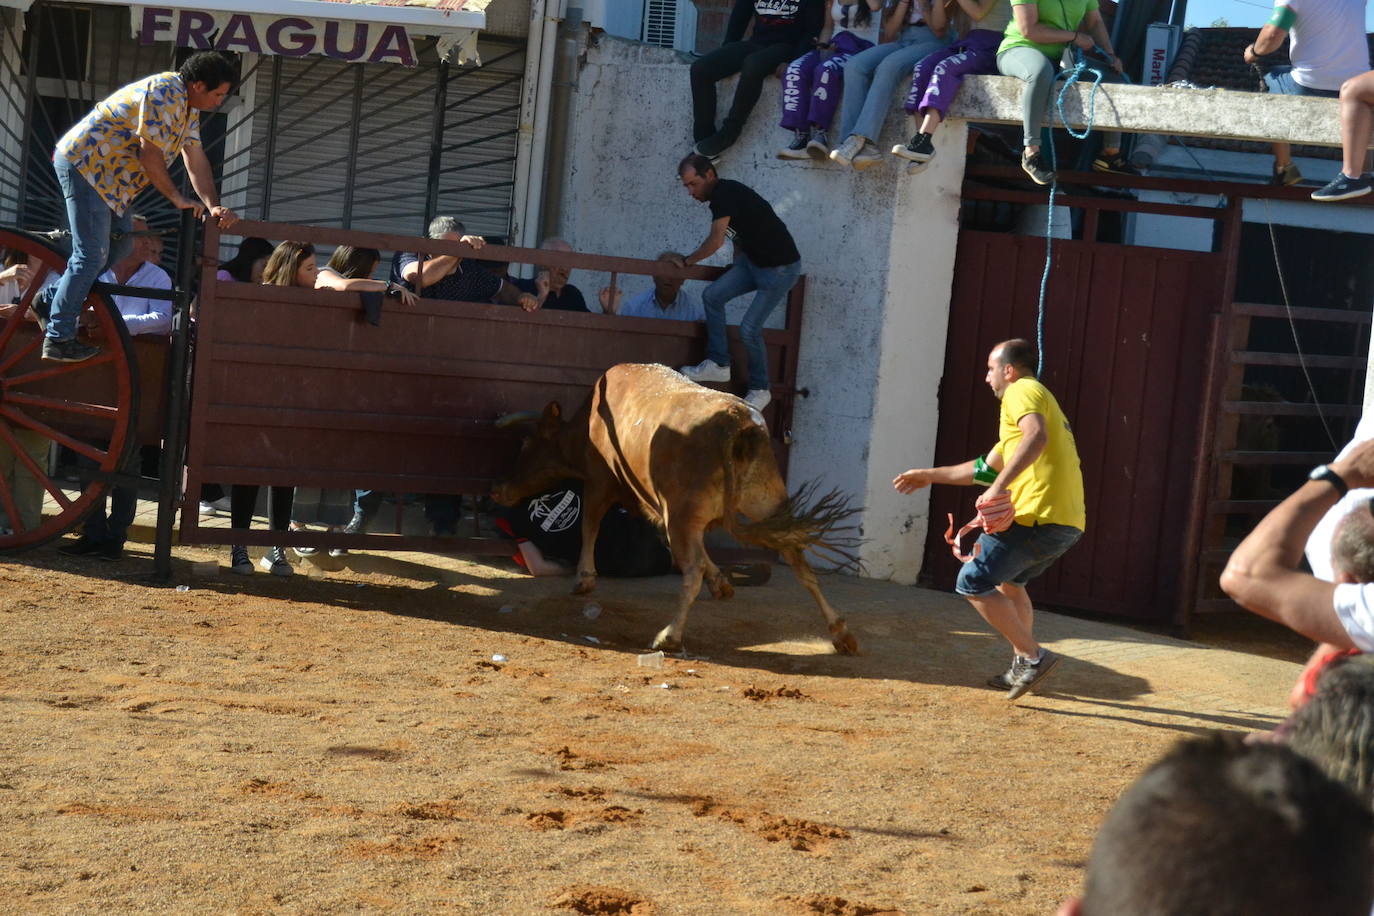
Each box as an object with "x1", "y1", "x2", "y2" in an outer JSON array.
[
  {"x1": 691, "y1": 0, "x2": 825, "y2": 159},
  {"x1": 675, "y1": 154, "x2": 800, "y2": 413},
  {"x1": 493, "y1": 480, "x2": 674, "y2": 578},
  {"x1": 396, "y1": 215, "x2": 540, "y2": 309}
]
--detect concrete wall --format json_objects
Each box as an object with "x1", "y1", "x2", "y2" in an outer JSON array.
[{"x1": 554, "y1": 35, "x2": 967, "y2": 582}]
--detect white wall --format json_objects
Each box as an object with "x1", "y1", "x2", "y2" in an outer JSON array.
[{"x1": 554, "y1": 36, "x2": 966, "y2": 582}]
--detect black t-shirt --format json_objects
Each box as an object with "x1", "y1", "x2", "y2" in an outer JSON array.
[
  {"x1": 708, "y1": 179, "x2": 800, "y2": 268},
  {"x1": 396, "y1": 251, "x2": 502, "y2": 302},
  {"x1": 513, "y1": 278, "x2": 590, "y2": 312},
  {"x1": 725, "y1": 0, "x2": 825, "y2": 47},
  {"x1": 496, "y1": 481, "x2": 673, "y2": 577}
]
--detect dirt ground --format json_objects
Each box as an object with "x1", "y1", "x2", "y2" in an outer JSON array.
[{"x1": 0, "y1": 539, "x2": 1308, "y2": 915}]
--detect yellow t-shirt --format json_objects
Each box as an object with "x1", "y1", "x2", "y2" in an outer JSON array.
[{"x1": 991, "y1": 377, "x2": 1085, "y2": 531}]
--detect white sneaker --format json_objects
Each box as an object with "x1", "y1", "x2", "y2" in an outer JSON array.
[
  {"x1": 852, "y1": 146, "x2": 883, "y2": 170},
  {"x1": 259, "y1": 546, "x2": 294, "y2": 576},
  {"x1": 680, "y1": 359, "x2": 730, "y2": 383},
  {"x1": 829, "y1": 135, "x2": 867, "y2": 168},
  {"x1": 743, "y1": 388, "x2": 772, "y2": 411},
  {"x1": 200, "y1": 496, "x2": 231, "y2": 517}
]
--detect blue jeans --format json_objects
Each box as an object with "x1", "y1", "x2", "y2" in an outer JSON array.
[
  {"x1": 703, "y1": 254, "x2": 800, "y2": 392},
  {"x1": 51, "y1": 157, "x2": 133, "y2": 341},
  {"x1": 84, "y1": 486, "x2": 137, "y2": 548},
  {"x1": 955, "y1": 522, "x2": 1082, "y2": 596},
  {"x1": 1264, "y1": 65, "x2": 1341, "y2": 98},
  {"x1": 838, "y1": 25, "x2": 948, "y2": 143}
]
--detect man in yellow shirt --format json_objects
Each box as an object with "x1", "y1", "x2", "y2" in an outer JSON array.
[
  {"x1": 42, "y1": 51, "x2": 239, "y2": 363},
  {"x1": 894, "y1": 339, "x2": 1085, "y2": 699}
]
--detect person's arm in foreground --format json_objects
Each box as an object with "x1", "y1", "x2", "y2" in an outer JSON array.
[
  {"x1": 1219, "y1": 441, "x2": 1374, "y2": 648},
  {"x1": 677, "y1": 217, "x2": 731, "y2": 267}
]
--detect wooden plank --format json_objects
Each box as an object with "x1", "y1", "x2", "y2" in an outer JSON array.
[
  {"x1": 1230, "y1": 351, "x2": 1364, "y2": 369},
  {"x1": 1233, "y1": 302, "x2": 1374, "y2": 324},
  {"x1": 1223, "y1": 401, "x2": 1362, "y2": 416},
  {"x1": 1221, "y1": 450, "x2": 1332, "y2": 465}
]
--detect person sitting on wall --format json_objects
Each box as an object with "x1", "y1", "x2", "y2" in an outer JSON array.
[
  {"x1": 57, "y1": 215, "x2": 171, "y2": 561},
  {"x1": 395, "y1": 215, "x2": 540, "y2": 310},
  {"x1": 1244, "y1": 0, "x2": 1370, "y2": 190},
  {"x1": 691, "y1": 0, "x2": 827, "y2": 161},
  {"x1": 514, "y1": 238, "x2": 589, "y2": 312},
  {"x1": 44, "y1": 50, "x2": 239, "y2": 364},
  {"x1": 599, "y1": 252, "x2": 706, "y2": 321},
  {"x1": 776, "y1": 0, "x2": 882, "y2": 161},
  {"x1": 493, "y1": 478, "x2": 674, "y2": 578},
  {"x1": 1312, "y1": 65, "x2": 1374, "y2": 201},
  {"x1": 1055, "y1": 733, "x2": 1374, "y2": 916}
]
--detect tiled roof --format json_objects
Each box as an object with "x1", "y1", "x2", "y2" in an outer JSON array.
[{"x1": 1163, "y1": 27, "x2": 1374, "y2": 160}]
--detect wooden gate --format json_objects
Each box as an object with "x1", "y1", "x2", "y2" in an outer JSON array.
[{"x1": 922, "y1": 224, "x2": 1227, "y2": 625}]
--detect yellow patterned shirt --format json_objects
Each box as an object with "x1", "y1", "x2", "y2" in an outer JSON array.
[{"x1": 55, "y1": 72, "x2": 201, "y2": 216}]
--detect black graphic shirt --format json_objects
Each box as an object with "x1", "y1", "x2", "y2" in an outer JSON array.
[
  {"x1": 725, "y1": 0, "x2": 825, "y2": 47},
  {"x1": 495, "y1": 480, "x2": 674, "y2": 577},
  {"x1": 708, "y1": 179, "x2": 801, "y2": 268}
]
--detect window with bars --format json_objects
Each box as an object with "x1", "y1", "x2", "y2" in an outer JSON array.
[{"x1": 642, "y1": 0, "x2": 678, "y2": 47}]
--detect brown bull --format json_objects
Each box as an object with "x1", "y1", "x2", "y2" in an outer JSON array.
[{"x1": 491, "y1": 363, "x2": 860, "y2": 654}]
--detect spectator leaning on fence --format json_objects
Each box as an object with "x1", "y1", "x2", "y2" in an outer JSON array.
[
  {"x1": 1245, "y1": 0, "x2": 1370, "y2": 189},
  {"x1": 45, "y1": 51, "x2": 239, "y2": 364},
  {"x1": 217, "y1": 236, "x2": 274, "y2": 284},
  {"x1": 514, "y1": 238, "x2": 589, "y2": 313},
  {"x1": 396, "y1": 216, "x2": 540, "y2": 310},
  {"x1": 599, "y1": 252, "x2": 706, "y2": 321}
]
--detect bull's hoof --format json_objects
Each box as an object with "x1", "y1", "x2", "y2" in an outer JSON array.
[
  {"x1": 571, "y1": 577, "x2": 597, "y2": 596},
  {"x1": 830, "y1": 620, "x2": 859, "y2": 656},
  {"x1": 651, "y1": 626, "x2": 682, "y2": 653},
  {"x1": 708, "y1": 576, "x2": 735, "y2": 601}
]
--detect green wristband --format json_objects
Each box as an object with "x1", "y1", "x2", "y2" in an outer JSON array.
[{"x1": 973, "y1": 455, "x2": 998, "y2": 486}]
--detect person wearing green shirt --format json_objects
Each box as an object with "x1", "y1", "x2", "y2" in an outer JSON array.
[{"x1": 995, "y1": 0, "x2": 1126, "y2": 185}]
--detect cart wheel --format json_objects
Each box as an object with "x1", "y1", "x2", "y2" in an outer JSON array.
[{"x1": 0, "y1": 228, "x2": 139, "y2": 552}]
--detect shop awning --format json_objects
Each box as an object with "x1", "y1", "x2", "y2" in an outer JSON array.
[{"x1": 0, "y1": 0, "x2": 491, "y2": 65}]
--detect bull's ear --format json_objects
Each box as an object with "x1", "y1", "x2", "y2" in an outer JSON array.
[{"x1": 538, "y1": 401, "x2": 562, "y2": 437}]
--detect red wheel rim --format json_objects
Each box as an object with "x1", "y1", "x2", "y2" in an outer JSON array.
[{"x1": 0, "y1": 228, "x2": 139, "y2": 551}]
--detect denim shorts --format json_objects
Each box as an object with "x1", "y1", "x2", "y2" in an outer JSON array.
[
  {"x1": 955, "y1": 522, "x2": 1083, "y2": 596},
  {"x1": 1263, "y1": 66, "x2": 1340, "y2": 99}
]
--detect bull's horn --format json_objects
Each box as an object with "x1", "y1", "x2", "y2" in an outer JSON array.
[{"x1": 494, "y1": 410, "x2": 542, "y2": 429}]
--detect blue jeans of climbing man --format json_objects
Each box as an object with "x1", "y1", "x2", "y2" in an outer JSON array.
[
  {"x1": 703, "y1": 254, "x2": 801, "y2": 393},
  {"x1": 838, "y1": 24, "x2": 949, "y2": 144},
  {"x1": 50, "y1": 156, "x2": 134, "y2": 342}
]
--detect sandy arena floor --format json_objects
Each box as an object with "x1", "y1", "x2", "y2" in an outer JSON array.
[{"x1": 0, "y1": 535, "x2": 1308, "y2": 915}]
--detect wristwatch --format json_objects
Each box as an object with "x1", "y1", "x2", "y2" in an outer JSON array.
[{"x1": 1309, "y1": 464, "x2": 1349, "y2": 497}]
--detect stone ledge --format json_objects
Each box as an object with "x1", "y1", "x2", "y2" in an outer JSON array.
[{"x1": 948, "y1": 75, "x2": 1356, "y2": 148}]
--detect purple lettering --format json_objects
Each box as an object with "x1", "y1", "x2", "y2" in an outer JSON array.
[
  {"x1": 138, "y1": 8, "x2": 173, "y2": 46},
  {"x1": 266, "y1": 17, "x2": 315, "y2": 56},
  {"x1": 214, "y1": 14, "x2": 262, "y2": 54},
  {"x1": 323, "y1": 20, "x2": 369, "y2": 62},
  {"x1": 175, "y1": 10, "x2": 216, "y2": 50},
  {"x1": 367, "y1": 25, "x2": 415, "y2": 67}
]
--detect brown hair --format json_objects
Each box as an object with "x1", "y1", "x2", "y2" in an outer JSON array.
[
  {"x1": 262, "y1": 241, "x2": 315, "y2": 287},
  {"x1": 325, "y1": 245, "x2": 380, "y2": 280}
]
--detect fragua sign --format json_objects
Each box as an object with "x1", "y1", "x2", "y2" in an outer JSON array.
[{"x1": 135, "y1": 7, "x2": 422, "y2": 67}]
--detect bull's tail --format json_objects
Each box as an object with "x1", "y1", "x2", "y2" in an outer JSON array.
[{"x1": 722, "y1": 427, "x2": 863, "y2": 571}]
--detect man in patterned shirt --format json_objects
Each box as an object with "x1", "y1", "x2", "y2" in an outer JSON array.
[{"x1": 45, "y1": 51, "x2": 239, "y2": 363}]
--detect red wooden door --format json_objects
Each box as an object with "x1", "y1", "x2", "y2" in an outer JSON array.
[{"x1": 922, "y1": 231, "x2": 1225, "y2": 623}]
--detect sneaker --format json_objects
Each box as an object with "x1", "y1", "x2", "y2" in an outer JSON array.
[
  {"x1": 31, "y1": 286, "x2": 54, "y2": 332},
  {"x1": 852, "y1": 145, "x2": 883, "y2": 171},
  {"x1": 1271, "y1": 161, "x2": 1302, "y2": 187},
  {"x1": 229, "y1": 545, "x2": 253, "y2": 575},
  {"x1": 829, "y1": 134, "x2": 867, "y2": 168},
  {"x1": 326, "y1": 524, "x2": 349, "y2": 558},
  {"x1": 1092, "y1": 151, "x2": 1136, "y2": 175},
  {"x1": 1020, "y1": 148, "x2": 1055, "y2": 186},
  {"x1": 905, "y1": 161, "x2": 931, "y2": 177},
  {"x1": 58, "y1": 538, "x2": 122, "y2": 560},
  {"x1": 986, "y1": 664, "x2": 1015, "y2": 690},
  {"x1": 199, "y1": 496, "x2": 231, "y2": 517},
  {"x1": 806, "y1": 129, "x2": 831, "y2": 161},
  {"x1": 41, "y1": 337, "x2": 100, "y2": 363},
  {"x1": 259, "y1": 546, "x2": 294, "y2": 576},
  {"x1": 743, "y1": 388, "x2": 772, "y2": 411},
  {"x1": 694, "y1": 129, "x2": 737, "y2": 160},
  {"x1": 1312, "y1": 172, "x2": 1374, "y2": 202},
  {"x1": 892, "y1": 132, "x2": 935, "y2": 163},
  {"x1": 680, "y1": 359, "x2": 731, "y2": 383},
  {"x1": 1006, "y1": 649, "x2": 1062, "y2": 700},
  {"x1": 777, "y1": 129, "x2": 811, "y2": 160},
  {"x1": 288, "y1": 522, "x2": 318, "y2": 557}
]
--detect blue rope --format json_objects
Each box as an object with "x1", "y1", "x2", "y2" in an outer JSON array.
[{"x1": 1034, "y1": 47, "x2": 1109, "y2": 377}]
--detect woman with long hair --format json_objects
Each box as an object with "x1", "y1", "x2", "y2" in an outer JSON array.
[
  {"x1": 216, "y1": 236, "x2": 274, "y2": 284},
  {"x1": 226, "y1": 241, "x2": 313, "y2": 575}
]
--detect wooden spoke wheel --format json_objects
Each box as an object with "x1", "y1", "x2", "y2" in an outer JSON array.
[{"x1": 0, "y1": 228, "x2": 139, "y2": 552}]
